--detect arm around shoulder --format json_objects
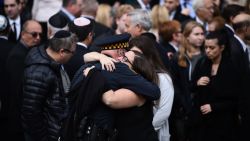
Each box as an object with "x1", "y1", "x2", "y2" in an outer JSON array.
[{"x1": 102, "y1": 88, "x2": 146, "y2": 109}]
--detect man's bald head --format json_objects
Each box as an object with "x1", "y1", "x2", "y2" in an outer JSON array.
[
  {"x1": 233, "y1": 13, "x2": 250, "y2": 40},
  {"x1": 233, "y1": 13, "x2": 250, "y2": 24},
  {"x1": 21, "y1": 20, "x2": 42, "y2": 47},
  {"x1": 232, "y1": 13, "x2": 250, "y2": 31}
]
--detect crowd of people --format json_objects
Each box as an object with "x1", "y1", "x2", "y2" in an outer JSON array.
[{"x1": 0, "y1": 0, "x2": 250, "y2": 141}]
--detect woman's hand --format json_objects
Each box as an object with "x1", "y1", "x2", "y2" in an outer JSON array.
[
  {"x1": 197, "y1": 76, "x2": 210, "y2": 86},
  {"x1": 83, "y1": 52, "x2": 117, "y2": 71},
  {"x1": 200, "y1": 104, "x2": 212, "y2": 115},
  {"x1": 99, "y1": 54, "x2": 117, "y2": 71}
]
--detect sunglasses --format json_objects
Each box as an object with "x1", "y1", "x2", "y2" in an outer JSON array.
[{"x1": 25, "y1": 31, "x2": 42, "y2": 38}]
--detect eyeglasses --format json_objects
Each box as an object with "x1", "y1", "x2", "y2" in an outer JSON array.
[
  {"x1": 25, "y1": 31, "x2": 42, "y2": 38},
  {"x1": 123, "y1": 50, "x2": 140, "y2": 65},
  {"x1": 122, "y1": 56, "x2": 132, "y2": 65},
  {"x1": 63, "y1": 49, "x2": 75, "y2": 54}
]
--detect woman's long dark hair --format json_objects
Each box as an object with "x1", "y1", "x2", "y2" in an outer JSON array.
[
  {"x1": 129, "y1": 35, "x2": 169, "y2": 84},
  {"x1": 131, "y1": 51, "x2": 159, "y2": 85}
]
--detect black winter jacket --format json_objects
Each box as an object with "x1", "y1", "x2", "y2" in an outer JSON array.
[{"x1": 22, "y1": 45, "x2": 68, "y2": 141}]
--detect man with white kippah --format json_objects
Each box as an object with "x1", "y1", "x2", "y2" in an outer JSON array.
[{"x1": 64, "y1": 16, "x2": 94, "y2": 80}]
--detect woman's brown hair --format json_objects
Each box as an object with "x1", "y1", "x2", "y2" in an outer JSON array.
[{"x1": 178, "y1": 21, "x2": 204, "y2": 67}]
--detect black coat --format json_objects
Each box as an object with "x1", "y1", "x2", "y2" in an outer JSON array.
[
  {"x1": 0, "y1": 37, "x2": 15, "y2": 140},
  {"x1": 0, "y1": 38, "x2": 14, "y2": 117},
  {"x1": 155, "y1": 40, "x2": 171, "y2": 70},
  {"x1": 229, "y1": 36, "x2": 250, "y2": 140},
  {"x1": 5, "y1": 42, "x2": 30, "y2": 138},
  {"x1": 22, "y1": 45, "x2": 68, "y2": 141},
  {"x1": 60, "y1": 68, "x2": 109, "y2": 141},
  {"x1": 71, "y1": 62, "x2": 160, "y2": 141},
  {"x1": 100, "y1": 63, "x2": 160, "y2": 141},
  {"x1": 192, "y1": 56, "x2": 240, "y2": 141},
  {"x1": 224, "y1": 25, "x2": 234, "y2": 37},
  {"x1": 169, "y1": 54, "x2": 193, "y2": 119},
  {"x1": 160, "y1": 41, "x2": 178, "y2": 60}
]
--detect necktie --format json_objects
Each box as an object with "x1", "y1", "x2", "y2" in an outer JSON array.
[
  {"x1": 146, "y1": 4, "x2": 150, "y2": 10},
  {"x1": 12, "y1": 22, "x2": 17, "y2": 40},
  {"x1": 245, "y1": 48, "x2": 249, "y2": 63},
  {"x1": 184, "y1": 0, "x2": 188, "y2": 7}
]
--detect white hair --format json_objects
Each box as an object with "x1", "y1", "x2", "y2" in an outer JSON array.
[
  {"x1": 192, "y1": 0, "x2": 205, "y2": 11},
  {"x1": 127, "y1": 9, "x2": 152, "y2": 31},
  {"x1": 47, "y1": 22, "x2": 69, "y2": 39}
]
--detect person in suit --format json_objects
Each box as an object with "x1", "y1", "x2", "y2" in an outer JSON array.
[
  {"x1": 163, "y1": 0, "x2": 192, "y2": 24},
  {"x1": 231, "y1": 13, "x2": 250, "y2": 141},
  {"x1": 4, "y1": 0, "x2": 26, "y2": 43},
  {"x1": 125, "y1": 9, "x2": 170, "y2": 69},
  {"x1": 124, "y1": 9, "x2": 151, "y2": 37},
  {"x1": 192, "y1": 0, "x2": 214, "y2": 32},
  {"x1": 64, "y1": 17, "x2": 94, "y2": 80},
  {"x1": 0, "y1": 14, "x2": 15, "y2": 141},
  {"x1": 221, "y1": 4, "x2": 245, "y2": 37},
  {"x1": 159, "y1": 20, "x2": 182, "y2": 60},
  {"x1": 5, "y1": 20, "x2": 42, "y2": 141},
  {"x1": 51, "y1": 0, "x2": 82, "y2": 25}
]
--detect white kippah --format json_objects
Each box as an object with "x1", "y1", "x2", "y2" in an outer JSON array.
[
  {"x1": 0, "y1": 15, "x2": 8, "y2": 31},
  {"x1": 73, "y1": 17, "x2": 90, "y2": 26}
]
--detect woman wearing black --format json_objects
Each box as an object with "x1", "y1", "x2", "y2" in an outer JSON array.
[{"x1": 192, "y1": 30, "x2": 240, "y2": 141}]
